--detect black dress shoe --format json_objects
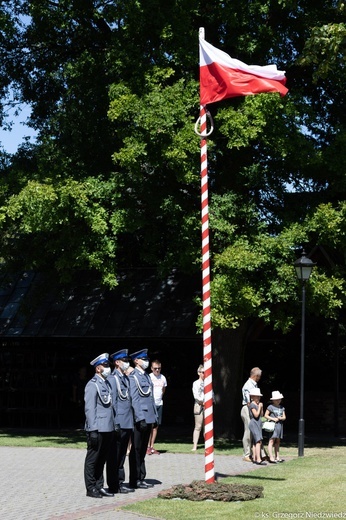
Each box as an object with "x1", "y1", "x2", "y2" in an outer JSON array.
[
  {"x1": 86, "y1": 488, "x2": 103, "y2": 498},
  {"x1": 99, "y1": 488, "x2": 115, "y2": 497},
  {"x1": 136, "y1": 480, "x2": 149, "y2": 489},
  {"x1": 121, "y1": 486, "x2": 135, "y2": 492},
  {"x1": 117, "y1": 486, "x2": 130, "y2": 494},
  {"x1": 136, "y1": 480, "x2": 154, "y2": 489}
]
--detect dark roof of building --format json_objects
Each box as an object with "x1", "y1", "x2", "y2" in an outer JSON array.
[{"x1": 0, "y1": 269, "x2": 201, "y2": 338}]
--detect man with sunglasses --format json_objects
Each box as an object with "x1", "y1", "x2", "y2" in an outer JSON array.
[
  {"x1": 147, "y1": 359, "x2": 167, "y2": 455},
  {"x1": 84, "y1": 353, "x2": 116, "y2": 498},
  {"x1": 128, "y1": 349, "x2": 158, "y2": 489}
]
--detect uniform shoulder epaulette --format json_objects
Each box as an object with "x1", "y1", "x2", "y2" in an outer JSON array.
[{"x1": 91, "y1": 377, "x2": 97, "y2": 382}]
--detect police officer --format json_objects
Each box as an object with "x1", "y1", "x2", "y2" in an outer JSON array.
[
  {"x1": 128, "y1": 349, "x2": 158, "y2": 489},
  {"x1": 84, "y1": 353, "x2": 116, "y2": 498},
  {"x1": 106, "y1": 349, "x2": 135, "y2": 494}
]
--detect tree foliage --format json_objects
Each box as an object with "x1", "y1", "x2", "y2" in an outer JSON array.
[
  {"x1": 0, "y1": 0, "x2": 346, "y2": 329},
  {"x1": 108, "y1": 69, "x2": 201, "y2": 272}
]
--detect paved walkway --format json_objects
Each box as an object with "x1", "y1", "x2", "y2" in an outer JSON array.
[{"x1": 1, "y1": 446, "x2": 273, "y2": 520}]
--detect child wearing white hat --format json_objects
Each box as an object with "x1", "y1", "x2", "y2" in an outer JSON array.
[
  {"x1": 248, "y1": 388, "x2": 267, "y2": 465},
  {"x1": 264, "y1": 391, "x2": 286, "y2": 463}
]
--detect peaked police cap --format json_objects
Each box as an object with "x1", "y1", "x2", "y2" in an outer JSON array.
[
  {"x1": 111, "y1": 349, "x2": 129, "y2": 361},
  {"x1": 129, "y1": 349, "x2": 148, "y2": 360},
  {"x1": 90, "y1": 353, "x2": 109, "y2": 367}
]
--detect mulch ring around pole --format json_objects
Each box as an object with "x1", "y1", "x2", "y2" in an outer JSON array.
[{"x1": 158, "y1": 480, "x2": 263, "y2": 502}]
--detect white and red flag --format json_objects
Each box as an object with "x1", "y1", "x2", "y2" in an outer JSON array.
[{"x1": 199, "y1": 36, "x2": 288, "y2": 104}]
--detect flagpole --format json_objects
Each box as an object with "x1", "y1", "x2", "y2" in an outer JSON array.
[
  {"x1": 197, "y1": 27, "x2": 287, "y2": 484},
  {"x1": 198, "y1": 26, "x2": 215, "y2": 484}
]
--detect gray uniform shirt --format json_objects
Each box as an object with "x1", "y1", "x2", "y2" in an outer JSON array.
[
  {"x1": 84, "y1": 374, "x2": 115, "y2": 432},
  {"x1": 109, "y1": 369, "x2": 134, "y2": 429},
  {"x1": 129, "y1": 367, "x2": 158, "y2": 424}
]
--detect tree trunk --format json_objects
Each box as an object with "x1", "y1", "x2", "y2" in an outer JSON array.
[{"x1": 211, "y1": 322, "x2": 250, "y2": 439}]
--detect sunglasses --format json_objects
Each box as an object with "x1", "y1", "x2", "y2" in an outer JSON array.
[{"x1": 152, "y1": 367, "x2": 161, "y2": 370}]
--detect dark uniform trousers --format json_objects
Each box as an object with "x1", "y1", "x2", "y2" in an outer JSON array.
[
  {"x1": 106, "y1": 428, "x2": 132, "y2": 492},
  {"x1": 84, "y1": 431, "x2": 113, "y2": 492},
  {"x1": 129, "y1": 421, "x2": 153, "y2": 487},
  {"x1": 128, "y1": 366, "x2": 157, "y2": 487}
]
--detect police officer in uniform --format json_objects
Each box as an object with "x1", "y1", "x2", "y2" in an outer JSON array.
[
  {"x1": 106, "y1": 349, "x2": 135, "y2": 494},
  {"x1": 128, "y1": 349, "x2": 158, "y2": 489},
  {"x1": 84, "y1": 353, "x2": 116, "y2": 498}
]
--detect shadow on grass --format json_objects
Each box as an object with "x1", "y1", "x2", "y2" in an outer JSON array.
[
  {"x1": 230, "y1": 474, "x2": 287, "y2": 482},
  {"x1": 215, "y1": 471, "x2": 286, "y2": 482},
  {"x1": 159, "y1": 430, "x2": 345, "y2": 450},
  {"x1": 0, "y1": 427, "x2": 344, "y2": 450},
  {"x1": 158, "y1": 428, "x2": 244, "y2": 451},
  {"x1": 277, "y1": 432, "x2": 346, "y2": 450},
  {"x1": 0, "y1": 428, "x2": 86, "y2": 446}
]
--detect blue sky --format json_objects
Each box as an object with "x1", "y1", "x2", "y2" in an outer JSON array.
[{"x1": 0, "y1": 103, "x2": 37, "y2": 154}]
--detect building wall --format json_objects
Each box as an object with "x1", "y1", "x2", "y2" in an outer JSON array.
[
  {"x1": 0, "y1": 337, "x2": 202, "y2": 430},
  {"x1": 0, "y1": 339, "x2": 344, "y2": 436}
]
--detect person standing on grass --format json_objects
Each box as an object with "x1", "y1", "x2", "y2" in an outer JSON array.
[
  {"x1": 240, "y1": 367, "x2": 262, "y2": 462},
  {"x1": 191, "y1": 365, "x2": 205, "y2": 451},
  {"x1": 147, "y1": 359, "x2": 167, "y2": 455},
  {"x1": 248, "y1": 387, "x2": 267, "y2": 465},
  {"x1": 264, "y1": 390, "x2": 286, "y2": 463}
]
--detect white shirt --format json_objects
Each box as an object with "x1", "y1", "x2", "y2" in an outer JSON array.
[
  {"x1": 192, "y1": 379, "x2": 204, "y2": 404},
  {"x1": 241, "y1": 378, "x2": 257, "y2": 405},
  {"x1": 149, "y1": 372, "x2": 167, "y2": 406}
]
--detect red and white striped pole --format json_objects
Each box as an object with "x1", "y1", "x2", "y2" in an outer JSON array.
[
  {"x1": 195, "y1": 27, "x2": 215, "y2": 483},
  {"x1": 199, "y1": 102, "x2": 215, "y2": 483}
]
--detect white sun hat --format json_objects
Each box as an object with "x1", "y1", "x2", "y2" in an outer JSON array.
[
  {"x1": 249, "y1": 388, "x2": 262, "y2": 397},
  {"x1": 270, "y1": 391, "x2": 284, "y2": 400}
]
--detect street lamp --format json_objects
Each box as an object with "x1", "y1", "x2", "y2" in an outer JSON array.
[{"x1": 294, "y1": 250, "x2": 316, "y2": 457}]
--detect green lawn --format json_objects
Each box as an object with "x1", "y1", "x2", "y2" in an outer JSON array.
[
  {"x1": 0, "y1": 427, "x2": 245, "y2": 453},
  {"x1": 0, "y1": 428, "x2": 87, "y2": 449},
  {"x1": 123, "y1": 445, "x2": 346, "y2": 520}
]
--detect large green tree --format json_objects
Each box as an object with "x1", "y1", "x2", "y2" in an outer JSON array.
[{"x1": 0, "y1": 0, "x2": 346, "y2": 436}]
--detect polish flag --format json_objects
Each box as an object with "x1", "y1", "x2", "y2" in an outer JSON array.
[{"x1": 200, "y1": 37, "x2": 288, "y2": 105}]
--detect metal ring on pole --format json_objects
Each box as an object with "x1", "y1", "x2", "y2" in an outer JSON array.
[{"x1": 194, "y1": 110, "x2": 214, "y2": 137}]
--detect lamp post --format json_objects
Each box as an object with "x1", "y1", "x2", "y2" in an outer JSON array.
[{"x1": 294, "y1": 250, "x2": 316, "y2": 457}]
